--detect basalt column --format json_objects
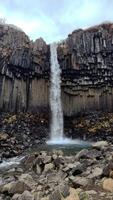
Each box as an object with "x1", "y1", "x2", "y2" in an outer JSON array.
[{"x1": 57, "y1": 23, "x2": 113, "y2": 116}]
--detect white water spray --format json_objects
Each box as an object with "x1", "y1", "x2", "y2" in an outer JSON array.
[
  {"x1": 48, "y1": 43, "x2": 64, "y2": 143},
  {"x1": 47, "y1": 42, "x2": 91, "y2": 147}
]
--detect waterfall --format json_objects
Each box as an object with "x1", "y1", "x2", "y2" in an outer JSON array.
[
  {"x1": 48, "y1": 42, "x2": 64, "y2": 143},
  {"x1": 47, "y1": 42, "x2": 91, "y2": 147}
]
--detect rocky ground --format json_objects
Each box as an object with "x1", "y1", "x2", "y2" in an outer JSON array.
[
  {"x1": 0, "y1": 112, "x2": 113, "y2": 160},
  {"x1": 0, "y1": 141, "x2": 113, "y2": 199}
]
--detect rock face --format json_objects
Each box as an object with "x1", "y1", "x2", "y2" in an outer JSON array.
[
  {"x1": 1, "y1": 23, "x2": 113, "y2": 115},
  {"x1": 0, "y1": 24, "x2": 50, "y2": 113},
  {"x1": 58, "y1": 23, "x2": 113, "y2": 115}
]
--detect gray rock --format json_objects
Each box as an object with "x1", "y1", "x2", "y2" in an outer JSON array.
[
  {"x1": 44, "y1": 163, "x2": 54, "y2": 173},
  {"x1": 75, "y1": 149, "x2": 89, "y2": 160},
  {"x1": 49, "y1": 189, "x2": 61, "y2": 200},
  {"x1": 69, "y1": 176, "x2": 89, "y2": 187},
  {"x1": 92, "y1": 141, "x2": 108, "y2": 150},
  {"x1": 36, "y1": 164, "x2": 42, "y2": 175}
]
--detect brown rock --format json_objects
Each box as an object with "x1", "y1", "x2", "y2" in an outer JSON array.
[
  {"x1": 103, "y1": 178, "x2": 113, "y2": 192},
  {"x1": 64, "y1": 188, "x2": 79, "y2": 200}
]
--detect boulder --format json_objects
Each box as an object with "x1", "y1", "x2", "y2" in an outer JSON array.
[
  {"x1": 19, "y1": 174, "x2": 36, "y2": 188},
  {"x1": 59, "y1": 183, "x2": 70, "y2": 198},
  {"x1": 75, "y1": 149, "x2": 89, "y2": 160},
  {"x1": 12, "y1": 194, "x2": 21, "y2": 200},
  {"x1": 2, "y1": 180, "x2": 31, "y2": 194},
  {"x1": 43, "y1": 156, "x2": 52, "y2": 164},
  {"x1": 12, "y1": 190, "x2": 34, "y2": 200},
  {"x1": 0, "y1": 133, "x2": 9, "y2": 141},
  {"x1": 36, "y1": 164, "x2": 42, "y2": 175},
  {"x1": 92, "y1": 141, "x2": 108, "y2": 150},
  {"x1": 88, "y1": 167, "x2": 103, "y2": 179},
  {"x1": 69, "y1": 176, "x2": 89, "y2": 188},
  {"x1": 49, "y1": 189, "x2": 61, "y2": 200},
  {"x1": 102, "y1": 161, "x2": 113, "y2": 177},
  {"x1": 64, "y1": 187, "x2": 79, "y2": 200},
  {"x1": 2, "y1": 174, "x2": 36, "y2": 194},
  {"x1": 103, "y1": 178, "x2": 113, "y2": 192},
  {"x1": 44, "y1": 163, "x2": 54, "y2": 173}
]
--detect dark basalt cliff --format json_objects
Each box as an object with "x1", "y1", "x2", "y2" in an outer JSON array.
[
  {"x1": 1, "y1": 23, "x2": 113, "y2": 115},
  {"x1": 0, "y1": 24, "x2": 50, "y2": 112},
  {"x1": 58, "y1": 23, "x2": 113, "y2": 115}
]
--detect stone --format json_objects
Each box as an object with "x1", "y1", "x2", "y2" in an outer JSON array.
[
  {"x1": 41, "y1": 198, "x2": 49, "y2": 200},
  {"x1": 2, "y1": 181, "x2": 31, "y2": 194},
  {"x1": 88, "y1": 167, "x2": 103, "y2": 178},
  {"x1": 36, "y1": 164, "x2": 42, "y2": 175},
  {"x1": 75, "y1": 149, "x2": 89, "y2": 160},
  {"x1": 2, "y1": 173, "x2": 35, "y2": 195},
  {"x1": 92, "y1": 141, "x2": 108, "y2": 150},
  {"x1": 69, "y1": 176, "x2": 89, "y2": 188},
  {"x1": 59, "y1": 183, "x2": 70, "y2": 198},
  {"x1": 103, "y1": 178, "x2": 113, "y2": 192},
  {"x1": 12, "y1": 191, "x2": 34, "y2": 200},
  {"x1": 103, "y1": 161, "x2": 113, "y2": 177},
  {"x1": 33, "y1": 191, "x2": 43, "y2": 200},
  {"x1": 0, "y1": 133, "x2": 9, "y2": 140},
  {"x1": 19, "y1": 174, "x2": 36, "y2": 188},
  {"x1": 49, "y1": 189, "x2": 61, "y2": 200},
  {"x1": 110, "y1": 170, "x2": 113, "y2": 178},
  {"x1": 12, "y1": 194, "x2": 21, "y2": 200},
  {"x1": 44, "y1": 163, "x2": 54, "y2": 173},
  {"x1": 43, "y1": 156, "x2": 51, "y2": 164},
  {"x1": 86, "y1": 190, "x2": 97, "y2": 195},
  {"x1": 78, "y1": 191, "x2": 89, "y2": 200},
  {"x1": 21, "y1": 190, "x2": 34, "y2": 200},
  {"x1": 64, "y1": 187, "x2": 79, "y2": 200}
]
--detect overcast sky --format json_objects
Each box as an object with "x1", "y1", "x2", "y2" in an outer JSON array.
[{"x1": 0, "y1": 0, "x2": 113, "y2": 43}]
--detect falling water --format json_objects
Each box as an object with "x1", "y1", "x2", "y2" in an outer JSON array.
[
  {"x1": 48, "y1": 42, "x2": 64, "y2": 143},
  {"x1": 47, "y1": 42, "x2": 91, "y2": 147}
]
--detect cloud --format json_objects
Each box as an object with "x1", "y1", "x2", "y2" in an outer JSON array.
[{"x1": 0, "y1": 0, "x2": 113, "y2": 43}]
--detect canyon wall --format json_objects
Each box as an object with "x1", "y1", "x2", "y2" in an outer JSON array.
[
  {"x1": 58, "y1": 23, "x2": 113, "y2": 115},
  {"x1": 0, "y1": 24, "x2": 50, "y2": 112},
  {"x1": 0, "y1": 23, "x2": 113, "y2": 115}
]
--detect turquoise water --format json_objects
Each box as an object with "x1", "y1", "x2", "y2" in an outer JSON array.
[{"x1": 34, "y1": 139, "x2": 92, "y2": 155}]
